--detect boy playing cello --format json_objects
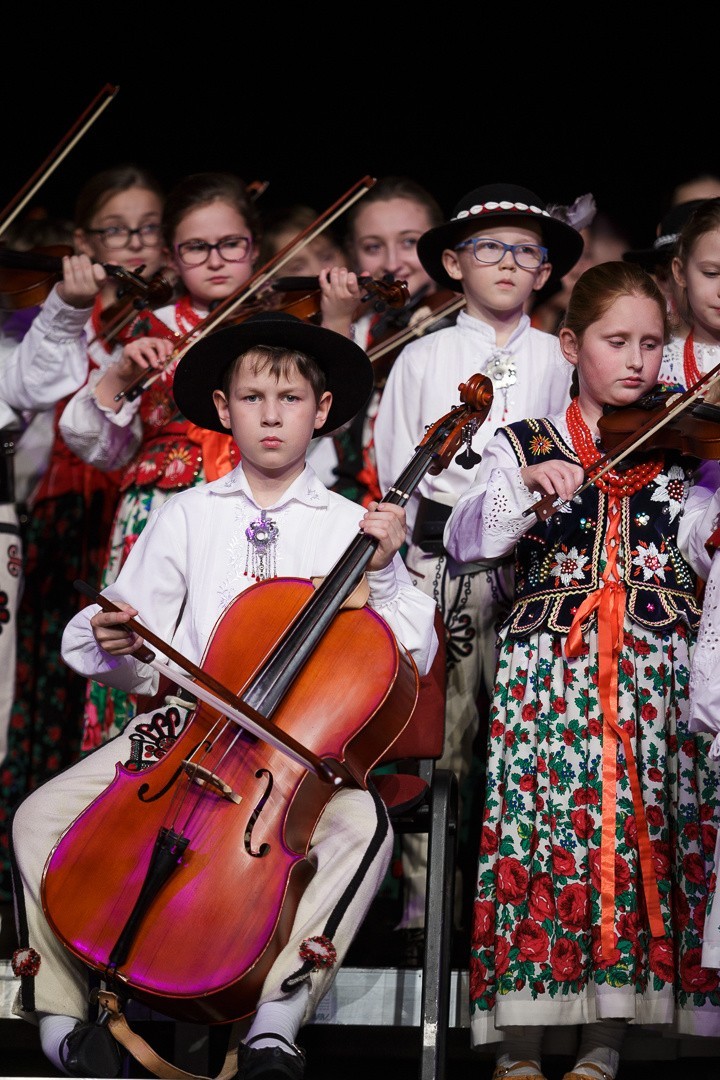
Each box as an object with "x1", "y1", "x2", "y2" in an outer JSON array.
[{"x1": 10, "y1": 312, "x2": 438, "y2": 1079}]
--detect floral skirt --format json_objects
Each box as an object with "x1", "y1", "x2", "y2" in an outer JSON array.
[
  {"x1": 80, "y1": 476, "x2": 204, "y2": 753},
  {"x1": 0, "y1": 482, "x2": 118, "y2": 901},
  {"x1": 470, "y1": 618, "x2": 720, "y2": 1045}
]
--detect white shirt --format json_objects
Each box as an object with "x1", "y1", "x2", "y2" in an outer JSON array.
[
  {"x1": 373, "y1": 309, "x2": 573, "y2": 539},
  {"x1": 0, "y1": 287, "x2": 95, "y2": 429},
  {"x1": 660, "y1": 333, "x2": 720, "y2": 387},
  {"x1": 62, "y1": 464, "x2": 439, "y2": 698},
  {"x1": 690, "y1": 538, "x2": 720, "y2": 757}
]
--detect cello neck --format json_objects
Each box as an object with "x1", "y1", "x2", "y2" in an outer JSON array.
[{"x1": 243, "y1": 384, "x2": 491, "y2": 719}]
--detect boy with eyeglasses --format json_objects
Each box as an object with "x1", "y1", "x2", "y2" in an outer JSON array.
[{"x1": 372, "y1": 182, "x2": 584, "y2": 964}]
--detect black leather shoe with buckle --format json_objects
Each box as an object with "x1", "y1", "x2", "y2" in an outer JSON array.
[
  {"x1": 236, "y1": 1033, "x2": 306, "y2": 1079},
  {"x1": 59, "y1": 1020, "x2": 125, "y2": 1078}
]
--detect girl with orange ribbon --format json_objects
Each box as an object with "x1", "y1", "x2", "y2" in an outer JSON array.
[
  {"x1": 444, "y1": 262, "x2": 720, "y2": 1080},
  {"x1": 59, "y1": 172, "x2": 365, "y2": 752}
]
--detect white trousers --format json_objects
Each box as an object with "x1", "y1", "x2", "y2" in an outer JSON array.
[
  {"x1": 399, "y1": 546, "x2": 513, "y2": 928},
  {"x1": 12, "y1": 704, "x2": 393, "y2": 1026}
]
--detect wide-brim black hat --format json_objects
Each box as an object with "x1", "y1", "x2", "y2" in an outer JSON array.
[
  {"x1": 417, "y1": 183, "x2": 585, "y2": 292},
  {"x1": 173, "y1": 311, "x2": 373, "y2": 437},
  {"x1": 622, "y1": 199, "x2": 709, "y2": 271}
]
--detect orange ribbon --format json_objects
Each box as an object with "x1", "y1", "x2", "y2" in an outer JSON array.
[
  {"x1": 185, "y1": 424, "x2": 238, "y2": 482},
  {"x1": 565, "y1": 498, "x2": 664, "y2": 958}
]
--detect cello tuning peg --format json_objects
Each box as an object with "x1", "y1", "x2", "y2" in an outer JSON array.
[
  {"x1": 455, "y1": 446, "x2": 482, "y2": 470},
  {"x1": 455, "y1": 423, "x2": 482, "y2": 469}
]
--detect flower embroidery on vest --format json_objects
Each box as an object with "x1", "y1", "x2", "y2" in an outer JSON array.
[
  {"x1": 631, "y1": 540, "x2": 669, "y2": 583},
  {"x1": 550, "y1": 546, "x2": 590, "y2": 587},
  {"x1": 650, "y1": 464, "x2": 688, "y2": 522},
  {"x1": 529, "y1": 432, "x2": 554, "y2": 457}
]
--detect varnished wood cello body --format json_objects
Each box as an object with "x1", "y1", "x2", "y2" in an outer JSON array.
[{"x1": 41, "y1": 374, "x2": 493, "y2": 1024}]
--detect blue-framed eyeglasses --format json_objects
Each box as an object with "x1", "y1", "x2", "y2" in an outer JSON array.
[{"x1": 454, "y1": 237, "x2": 548, "y2": 270}]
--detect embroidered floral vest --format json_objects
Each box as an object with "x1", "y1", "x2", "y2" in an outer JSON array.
[
  {"x1": 502, "y1": 417, "x2": 701, "y2": 637},
  {"x1": 120, "y1": 359, "x2": 239, "y2": 492}
]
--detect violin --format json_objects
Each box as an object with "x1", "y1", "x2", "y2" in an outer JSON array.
[
  {"x1": 597, "y1": 390, "x2": 720, "y2": 460},
  {"x1": 0, "y1": 245, "x2": 175, "y2": 313},
  {"x1": 366, "y1": 287, "x2": 466, "y2": 386},
  {"x1": 0, "y1": 244, "x2": 73, "y2": 310},
  {"x1": 41, "y1": 373, "x2": 493, "y2": 1025},
  {"x1": 529, "y1": 366, "x2": 720, "y2": 523},
  {"x1": 220, "y1": 274, "x2": 410, "y2": 327},
  {"x1": 91, "y1": 269, "x2": 177, "y2": 348}
]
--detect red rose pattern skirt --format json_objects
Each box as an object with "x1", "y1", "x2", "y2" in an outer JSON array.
[{"x1": 470, "y1": 619, "x2": 720, "y2": 1046}]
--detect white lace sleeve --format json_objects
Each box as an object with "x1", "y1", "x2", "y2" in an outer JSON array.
[
  {"x1": 59, "y1": 368, "x2": 142, "y2": 471},
  {"x1": 444, "y1": 432, "x2": 537, "y2": 562},
  {"x1": 690, "y1": 551, "x2": 720, "y2": 756}
]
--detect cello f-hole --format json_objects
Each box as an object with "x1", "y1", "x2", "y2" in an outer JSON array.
[{"x1": 245, "y1": 770, "x2": 273, "y2": 858}]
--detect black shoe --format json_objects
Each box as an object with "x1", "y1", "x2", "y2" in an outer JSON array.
[
  {"x1": 236, "y1": 1033, "x2": 305, "y2": 1079},
  {"x1": 59, "y1": 1020, "x2": 125, "y2": 1078}
]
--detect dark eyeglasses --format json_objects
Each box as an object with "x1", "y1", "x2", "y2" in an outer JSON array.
[
  {"x1": 454, "y1": 237, "x2": 548, "y2": 270},
  {"x1": 175, "y1": 235, "x2": 252, "y2": 267},
  {"x1": 86, "y1": 223, "x2": 164, "y2": 250}
]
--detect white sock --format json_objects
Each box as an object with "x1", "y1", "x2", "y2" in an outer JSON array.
[
  {"x1": 574, "y1": 1019, "x2": 625, "y2": 1078},
  {"x1": 572, "y1": 1049, "x2": 619, "y2": 1079},
  {"x1": 245, "y1": 985, "x2": 310, "y2": 1053},
  {"x1": 495, "y1": 1058, "x2": 543, "y2": 1076},
  {"x1": 497, "y1": 1023, "x2": 544, "y2": 1072},
  {"x1": 38, "y1": 1013, "x2": 79, "y2": 1075}
]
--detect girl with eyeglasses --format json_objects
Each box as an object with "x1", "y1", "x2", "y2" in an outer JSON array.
[
  {"x1": 59, "y1": 171, "x2": 363, "y2": 750},
  {"x1": 0, "y1": 164, "x2": 168, "y2": 904}
]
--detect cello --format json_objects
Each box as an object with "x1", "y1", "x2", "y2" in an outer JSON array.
[{"x1": 41, "y1": 373, "x2": 493, "y2": 1026}]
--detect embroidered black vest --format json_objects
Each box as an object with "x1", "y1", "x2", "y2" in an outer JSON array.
[{"x1": 501, "y1": 417, "x2": 701, "y2": 638}]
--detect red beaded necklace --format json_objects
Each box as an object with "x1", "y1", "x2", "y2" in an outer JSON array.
[
  {"x1": 565, "y1": 399, "x2": 664, "y2": 497},
  {"x1": 683, "y1": 330, "x2": 701, "y2": 388}
]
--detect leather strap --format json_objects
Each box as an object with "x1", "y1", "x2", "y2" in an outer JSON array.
[{"x1": 95, "y1": 991, "x2": 241, "y2": 1080}]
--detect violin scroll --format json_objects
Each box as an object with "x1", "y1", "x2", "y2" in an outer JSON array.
[{"x1": 419, "y1": 373, "x2": 494, "y2": 476}]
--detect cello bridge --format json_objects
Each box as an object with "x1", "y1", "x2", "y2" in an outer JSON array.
[{"x1": 182, "y1": 760, "x2": 242, "y2": 804}]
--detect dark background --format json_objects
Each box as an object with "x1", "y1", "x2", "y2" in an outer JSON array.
[{"x1": 0, "y1": 19, "x2": 714, "y2": 258}]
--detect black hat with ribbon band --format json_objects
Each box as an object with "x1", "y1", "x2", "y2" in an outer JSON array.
[
  {"x1": 172, "y1": 311, "x2": 374, "y2": 437},
  {"x1": 622, "y1": 199, "x2": 709, "y2": 271},
  {"x1": 417, "y1": 182, "x2": 585, "y2": 292}
]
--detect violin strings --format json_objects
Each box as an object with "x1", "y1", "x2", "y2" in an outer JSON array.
[{"x1": 166, "y1": 713, "x2": 253, "y2": 835}]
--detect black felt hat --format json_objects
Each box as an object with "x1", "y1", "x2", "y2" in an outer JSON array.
[
  {"x1": 417, "y1": 183, "x2": 585, "y2": 292},
  {"x1": 622, "y1": 200, "x2": 709, "y2": 271},
  {"x1": 173, "y1": 312, "x2": 373, "y2": 437}
]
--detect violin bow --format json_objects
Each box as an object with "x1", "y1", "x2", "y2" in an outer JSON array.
[
  {"x1": 367, "y1": 295, "x2": 466, "y2": 366},
  {"x1": 74, "y1": 581, "x2": 343, "y2": 784},
  {"x1": 0, "y1": 84, "x2": 119, "y2": 239},
  {"x1": 528, "y1": 360, "x2": 720, "y2": 521},
  {"x1": 115, "y1": 175, "x2": 378, "y2": 403}
]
